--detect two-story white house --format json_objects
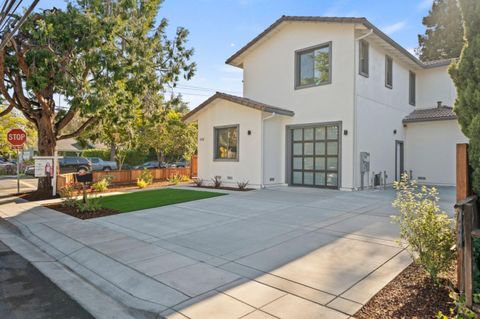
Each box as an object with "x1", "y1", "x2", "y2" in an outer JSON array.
[{"x1": 184, "y1": 16, "x2": 468, "y2": 190}]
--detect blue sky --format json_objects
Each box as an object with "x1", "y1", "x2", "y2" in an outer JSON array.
[{"x1": 38, "y1": 0, "x2": 434, "y2": 109}]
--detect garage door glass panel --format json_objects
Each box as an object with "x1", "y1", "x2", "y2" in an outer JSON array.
[
  {"x1": 327, "y1": 157, "x2": 338, "y2": 170},
  {"x1": 304, "y1": 143, "x2": 314, "y2": 155},
  {"x1": 304, "y1": 172, "x2": 314, "y2": 185},
  {"x1": 293, "y1": 143, "x2": 302, "y2": 155},
  {"x1": 304, "y1": 128, "x2": 314, "y2": 141},
  {"x1": 315, "y1": 157, "x2": 325, "y2": 170},
  {"x1": 315, "y1": 173, "x2": 326, "y2": 186},
  {"x1": 293, "y1": 158, "x2": 302, "y2": 170},
  {"x1": 327, "y1": 173, "x2": 338, "y2": 187},
  {"x1": 293, "y1": 172, "x2": 302, "y2": 184},
  {"x1": 293, "y1": 129, "x2": 303, "y2": 141},
  {"x1": 315, "y1": 127, "x2": 325, "y2": 140},
  {"x1": 315, "y1": 142, "x2": 325, "y2": 155},
  {"x1": 327, "y1": 126, "x2": 338, "y2": 140},
  {"x1": 304, "y1": 158, "x2": 314, "y2": 170},
  {"x1": 327, "y1": 142, "x2": 338, "y2": 155}
]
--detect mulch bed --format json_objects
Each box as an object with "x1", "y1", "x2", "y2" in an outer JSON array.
[
  {"x1": 16, "y1": 191, "x2": 60, "y2": 201},
  {"x1": 355, "y1": 263, "x2": 456, "y2": 319},
  {"x1": 44, "y1": 203, "x2": 120, "y2": 220},
  {"x1": 194, "y1": 185, "x2": 254, "y2": 191}
]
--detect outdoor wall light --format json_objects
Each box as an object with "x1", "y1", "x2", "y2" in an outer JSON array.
[
  {"x1": 248, "y1": 130, "x2": 252, "y2": 135},
  {"x1": 343, "y1": 129, "x2": 348, "y2": 136},
  {"x1": 393, "y1": 129, "x2": 397, "y2": 135}
]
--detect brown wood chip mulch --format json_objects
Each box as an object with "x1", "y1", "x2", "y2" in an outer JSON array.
[
  {"x1": 44, "y1": 203, "x2": 120, "y2": 220},
  {"x1": 355, "y1": 263, "x2": 456, "y2": 319}
]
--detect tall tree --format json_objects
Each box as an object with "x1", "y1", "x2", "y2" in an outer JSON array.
[
  {"x1": 449, "y1": 0, "x2": 480, "y2": 191},
  {"x1": 0, "y1": 1, "x2": 195, "y2": 193},
  {"x1": 416, "y1": 0, "x2": 464, "y2": 61}
]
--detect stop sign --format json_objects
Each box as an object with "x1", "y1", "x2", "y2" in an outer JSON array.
[{"x1": 7, "y1": 128, "x2": 27, "y2": 146}]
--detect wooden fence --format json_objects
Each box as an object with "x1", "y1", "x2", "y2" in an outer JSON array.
[
  {"x1": 57, "y1": 167, "x2": 192, "y2": 192},
  {"x1": 456, "y1": 143, "x2": 480, "y2": 311}
]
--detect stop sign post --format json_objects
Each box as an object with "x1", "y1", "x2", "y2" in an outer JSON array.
[{"x1": 7, "y1": 129, "x2": 27, "y2": 194}]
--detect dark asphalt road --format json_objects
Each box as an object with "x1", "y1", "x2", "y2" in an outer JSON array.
[{"x1": 0, "y1": 241, "x2": 94, "y2": 319}]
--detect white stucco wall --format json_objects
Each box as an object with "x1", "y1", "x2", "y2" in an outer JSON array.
[
  {"x1": 354, "y1": 37, "x2": 414, "y2": 188},
  {"x1": 242, "y1": 22, "x2": 356, "y2": 189},
  {"x1": 417, "y1": 66, "x2": 457, "y2": 109},
  {"x1": 405, "y1": 120, "x2": 468, "y2": 186},
  {"x1": 194, "y1": 100, "x2": 263, "y2": 187}
]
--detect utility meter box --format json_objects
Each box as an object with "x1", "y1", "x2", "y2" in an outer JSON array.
[{"x1": 360, "y1": 152, "x2": 370, "y2": 173}]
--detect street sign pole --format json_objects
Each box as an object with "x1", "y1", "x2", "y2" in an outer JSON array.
[{"x1": 16, "y1": 148, "x2": 20, "y2": 194}]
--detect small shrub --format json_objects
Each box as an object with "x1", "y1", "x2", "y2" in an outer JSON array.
[
  {"x1": 137, "y1": 169, "x2": 153, "y2": 188},
  {"x1": 211, "y1": 176, "x2": 222, "y2": 188},
  {"x1": 59, "y1": 182, "x2": 77, "y2": 208},
  {"x1": 194, "y1": 178, "x2": 203, "y2": 187},
  {"x1": 181, "y1": 175, "x2": 190, "y2": 182},
  {"x1": 168, "y1": 174, "x2": 181, "y2": 185},
  {"x1": 76, "y1": 196, "x2": 102, "y2": 213},
  {"x1": 237, "y1": 180, "x2": 249, "y2": 190},
  {"x1": 437, "y1": 291, "x2": 478, "y2": 319},
  {"x1": 392, "y1": 174, "x2": 456, "y2": 283},
  {"x1": 92, "y1": 176, "x2": 112, "y2": 193}
]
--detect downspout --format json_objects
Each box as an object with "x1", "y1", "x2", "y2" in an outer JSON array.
[
  {"x1": 261, "y1": 112, "x2": 276, "y2": 188},
  {"x1": 353, "y1": 28, "x2": 373, "y2": 190}
]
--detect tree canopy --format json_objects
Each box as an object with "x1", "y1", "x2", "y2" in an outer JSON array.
[
  {"x1": 416, "y1": 0, "x2": 464, "y2": 61},
  {"x1": 449, "y1": 0, "x2": 480, "y2": 191}
]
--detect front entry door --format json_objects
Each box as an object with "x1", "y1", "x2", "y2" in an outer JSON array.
[
  {"x1": 395, "y1": 141, "x2": 404, "y2": 181},
  {"x1": 291, "y1": 124, "x2": 340, "y2": 188}
]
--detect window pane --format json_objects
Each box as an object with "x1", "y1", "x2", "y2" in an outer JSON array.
[
  {"x1": 299, "y1": 51, "x2": 315, "y2": 86},
  {"x1": 314, "y1": 46, "x2": 330, "y2": 84},
  {"x1": 304, "y1": 143, "x2": 314, "y2": 155},
  {"x1": 315, "y1": 127, "x2": 325, "y2": 140},
  {"x1": 293, "y1": 143, "x2": 302, "y2": 155},
  {"x1": 327, "y1": 142, "x2": 338, "y2": 155},
  {"x1": 304, "y1": 157, "x2": 314, "y2": 170},
  {"x1": 409, "y1": 71, "x2": 416, "y2": 105},
  {"x1": 315, "y1": 142, "x2": 325, "y2": 155},
  {"x1": 304, "y1": 172, "x2": 314, "y2": 185},
  {"x1": 297, "y1": 44, "x2": 330, "y2": 87},
  {"x1": 293, "y1": 172, "x2": 302, "y2": 184},
  {"x1": 293, "y1": 157, "x2": 302, "y2": 170},
  {"x1": 327, "y1": 126, "x2": 338, "y2": 139},
  {"x1": 304, "y1": 128, "x2": 314, "y2": 140},
  {"x1": 293, "y1": 129, "x2": 303, "y2": 141},
  {"x1": 315, "y1": 157, "x2": 325, "y2": 170},
  {"x1": 327, "y1": 173, "x2": 338, "y2": 186},
  {"x1": 359, "y1": 40, "x2": 369, "y2": 76},
  {"x1": 327, "y1": 157, "x2": 338, "y2": 170},
  {"x1": 315, "y1": 173, "x2": 325, "y2": 186},
  {"x1": 386, "y1": 56, "x2": 393, "y2": 87},
  {"x1": 216, "y1": 126, "x2": 238, "y2": 159}
]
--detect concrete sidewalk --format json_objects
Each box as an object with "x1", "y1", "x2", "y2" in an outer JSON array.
[{"x1": 0, "y1": 186, "x2": 456, "y2": 319}]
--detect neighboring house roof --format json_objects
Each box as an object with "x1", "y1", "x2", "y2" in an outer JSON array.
[
  {"x1": 183, "y1": 92, "x2": 295, "y2": 121},
  {"x1": 32, "y1": 138, "x2": 106, "y2": 152},
  {"x1": 226, "y1": 16, "x2": 455, "y2": 69},
  {"x1": 403, "y1": 106, "x2": 458, "y2": 123}
]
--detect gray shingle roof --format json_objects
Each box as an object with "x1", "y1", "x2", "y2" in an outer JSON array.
[
  {"x1": 225, "y1": 16, "x2": 455, "y2": 69},
  {"x1": 403, "y1": 106, "x2": 458, "y2": 123},
  {"x1": 183, "y1": 92, "x2": 295, "y2": 121}
]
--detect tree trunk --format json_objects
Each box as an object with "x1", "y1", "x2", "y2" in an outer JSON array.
[
  {"x1": 37, "y1": 114, "x2": 56, "y2": 194},
  {"x1": 109, "y1": 141, "x2": 116, "y2": 162}
]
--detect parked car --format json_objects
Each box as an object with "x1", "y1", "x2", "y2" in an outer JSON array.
[
  {"x1": 171, "y1": 160, "x2": 188, "y2": 168},
  {"x1": 134, "y1": 161, "x2": 161, "y2": 169},
  {"x1": 59, "y1": 157, "x2": 92, "y2": 174},
  {"x1": 24, "y1": 165, "x2": 35, "y2": 176},
  {"x1": 0, "y1": 158, "x2": 15, "y2": 175},
  {"x1": 86, "y1": 157, "x2": 118, "y2": 171}
]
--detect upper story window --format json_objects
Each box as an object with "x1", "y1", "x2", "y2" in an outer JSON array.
[
  {"x1": 385, "y1": 55, "x2": 393, "y2": 89},
  {"x1": 359, "y1": 40, "x2": 369, "y2": 77},
  {"x1": 214, "y1": 125, "x2": 239, "y2": 161},
  {"x1": 409, "y1": 71, "x2": 416, "y2": 106},
  {"x1": 295, "y1": 42, "x2": 332, "y2": 89}
]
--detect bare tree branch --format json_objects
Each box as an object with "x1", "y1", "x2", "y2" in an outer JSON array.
[
  {"x1": 0, "y1": 103, "x2": 14, "y2": 117},
  {"x1": 57, "y1": 117, "x2": 98, "y2": 140},
  {"x1": 55, "y1": 106, "x2": 79, "y2": 131}
]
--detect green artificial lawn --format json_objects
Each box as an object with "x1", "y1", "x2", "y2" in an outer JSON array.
[{"x1": 96, "y1": 188, "x2": 225, "y2": 213}]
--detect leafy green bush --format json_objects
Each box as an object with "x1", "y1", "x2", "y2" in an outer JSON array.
[
  {"x1": 76, "y1": 196, "x2": 102, "y2": 213},
  {"x1": 437, "y1": 291, "x2": 478, "y2": 319},
  {"x1": 124, "y1": 150, "x2": 148, "y2": 166},
  {"x1": 92, "y1": 176, "x2": 112, "y2": 193},
  {"x1": 392, "y1": 174, "x2": 456, "y2": 283},
  {"x1": 137, "y1": 169, "x2": 153, "y2": 188},
  {"x1": 59, "y1": 182, "x2": 77, "y2": 208},
  {"x1": 168, "y1": 174, "x2": 181, "y2": 185},
  {"x1": 81, "y1": 149, "x2": 110, "y2": 160}
]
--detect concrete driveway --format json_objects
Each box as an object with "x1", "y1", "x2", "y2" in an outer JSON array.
[{"x1": 0, "y1": 186, "x2": 456, "y2": 319}]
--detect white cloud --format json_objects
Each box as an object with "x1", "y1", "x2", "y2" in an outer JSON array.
[
  {"x1": 417, "y1": 0, "x2": 433, "y2": 11},
  {"x1": 382, "y1": 21, "x2": 407, "y2": 35}
]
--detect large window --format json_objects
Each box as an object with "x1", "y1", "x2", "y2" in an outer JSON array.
[
  {"x1": 214, "y1": 125, "x2": 239, "y2": 161},
  {"x1": 359, "y1": 40, "x2": 369, "y2": 77},
  {"x1": 295, "y1": 42, "x2": 331, "y2": 89},
  {"x1": 409, "y1": 71, "x2": 416, "y2": 106},
  {"x1": 385, "y1": 55, "x2": 393, "y2": 88}
]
